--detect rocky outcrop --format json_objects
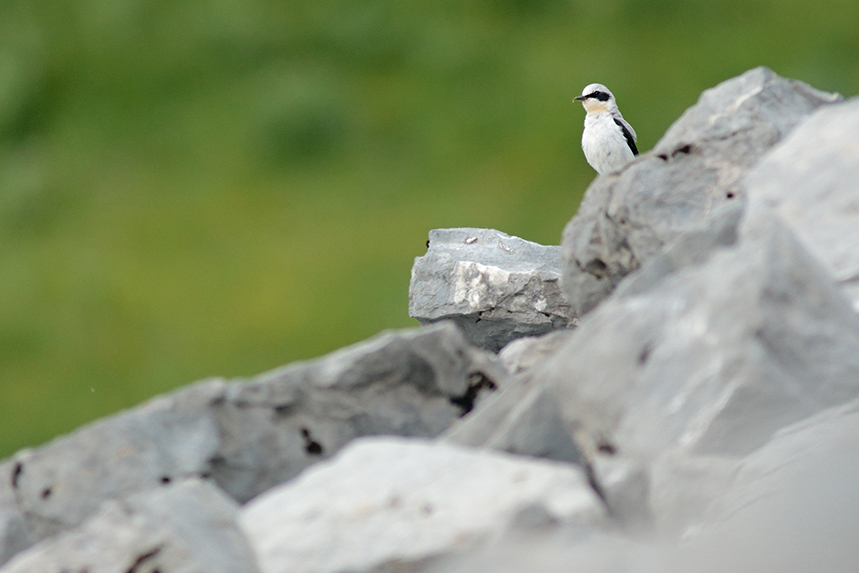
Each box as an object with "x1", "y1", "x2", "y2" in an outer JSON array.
[
  {"x1": 3, "y1": 67, "x2": 859, "y2": 572},
  {"x1": 240, "y1": 437, "x2": 604, "y2": 573},
  {"x1": 743, "y1": 97, "x2": 859, "y2": 310},
  {"x1": 560, "y1": 66, "x2": 842, "y2": 316},
  {"x1": 1, "y1": 322, "x2": 503, "y2": 564},
  {"x1": 1, "y1": 480, "x2": 258, "y2": 573},
  {"x1": 409, "y1": 228, "x2": 575, "y2": 351}
]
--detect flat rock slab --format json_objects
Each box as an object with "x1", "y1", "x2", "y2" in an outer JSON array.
[
  {"x1": 240, "y1": 437, "x2": 605, "y2": 573},
  {"x1": 409, "y1": 228, "x2": 575, "y2": 351},
  {"x1": 0, "y1": 479, "x2": 258, "y2": 573},
  {"x1": 561, "y1": 67, "x2": 842, "y2": 316}
]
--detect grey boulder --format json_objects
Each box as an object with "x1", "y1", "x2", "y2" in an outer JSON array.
[
  {"x1": 550, "y1": 210, "x2": 859, "y2": 463},
  {"x1": 409, "y1": 228, "x2": 575, "y2": 351},
  {"x1": 210, "y1": 321, "x2": 506, "y2": 503},
  {"x1": 2, "y1": 321, "x2": 504, "y2": 561},
  {"x1": 7, "y1": 381, "x2": 224, "y2": 542},
  {"x1": 547, "y1": 209, "x2": 859, "y2": 530},
  {"x1": 666, "y1": 399, "x2": 859, "y2": 573},
  {"x1": 239, "y1": 437, "x2": 605, "y2": 573},
  {"x1": 0, "y1": 479, "x2": 258, "y2": 573},
  {"x1": 561, "y1": 66, "x2": 842, "y2": 315},
  {"x1": 743, "y1": 96, "x2": 859, "y2": 309}
]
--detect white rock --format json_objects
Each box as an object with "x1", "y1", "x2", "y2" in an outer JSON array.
[
  {"x1": 744, "y1": 97, "x2": 859, "y2": 310},
  {"x1": 240, "y1": 437, "x2": 604, "y2": 573}
]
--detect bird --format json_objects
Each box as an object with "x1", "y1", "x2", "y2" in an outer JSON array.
[{"x1": 574, "y1": 83, "x2": 638, "y2": 174}]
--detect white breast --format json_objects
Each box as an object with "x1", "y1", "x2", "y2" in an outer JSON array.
[{"x1": 582, "y1": 113, "x2": 635, "y2": 174}]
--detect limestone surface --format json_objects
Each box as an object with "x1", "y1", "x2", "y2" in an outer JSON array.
[
  {"x1": 240, "y1": 437, "x2": 604, "y2": 573},
  {"x1": 560, "y1": 66, "x2": 842, "y2": 316},
  {"x1": 409, "y1": 228, "x2": 575, "y2": 351}
]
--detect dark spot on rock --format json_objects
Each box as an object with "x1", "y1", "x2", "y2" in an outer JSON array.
[
  {"x1": 301, "y1": 427, "x2": 324, "y2": 456},
  {"x1": 584, "y1": 462, "x2": 609, "y2": 506},
  {"x1": 637, "y1": 343, "x2": 652, "y2": 365},
  {"x1": 160, "y1": 476, "x2": 171, "y2": 485},
  {"x1": 124, "y1": 545, "x2": 163, "y2": 573},
  {"x1": 726, "y1": 191, "x2": 735, "y2": 199},
  {"x1": 582, "y1": 258, "x2": 609, "y2": 279},
  {"x1": 11, "y1": 462, "x2": 22, "y2": 489},
  {"x1": 274, "y1": 402, "x2": 297, "y2": 416},
  {"x1": 597, "y1": 442, "x2": 617, "y2": 455},
  {"x1": 41, "y1": 486, "x2": 52, "y2": 499},
  {"x1": 449, "y1": 372, "x2": 497, "y2": 416},
  {"x1": 672, "y1": 144, "x2": 692, "y2": 157}
]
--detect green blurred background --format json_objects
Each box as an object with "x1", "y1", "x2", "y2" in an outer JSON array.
[{"x1": 2, "y1": 0, "x2": 858, "y2": 458}]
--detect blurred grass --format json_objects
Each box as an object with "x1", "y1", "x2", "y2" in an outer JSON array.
[{"x1": 2, "y1": 0, "x2": 858, "y2": 457}]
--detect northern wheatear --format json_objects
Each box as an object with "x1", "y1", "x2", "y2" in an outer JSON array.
[{"x1": 574, "y1": 83, "x2": 638, "y2": 174}]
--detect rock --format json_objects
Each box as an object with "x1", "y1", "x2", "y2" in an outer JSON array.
[
  {"x1": 8, "y1": 381, "x2": 224, "y2": 541},
  {"x1": 210, "y1": 321, "x2": 507, "y2": 503},
  {"x1": 443, "y1": 380, "x2": 584, "y2": 466},
  {"x1": 3, "y1": 66, "x2": 857, "y2": 573},
  {"x1": 498, "y1": 329, "x2": 576, "y2": 376},
  {"x1": 560, "y1": 67, "x2": 842, "y2": 316},
  {"x1": 0, "y1": 479, "x2": 259, "y2": 573},
  {"x1": 409, "y1": 228, "x2": 575, "y2": 351},
  {"x1": 589, "y1": 454, "x2": 650, "y2": 528},
  {"x1": 666, "y1": 399, "x2": 859, "y2": 573},
  {"x1": 549, "y1": 210, "x2": 859, "y2": 463},
  {"x1": 743, "y1": 97, "x2": 859, "y2": 310},
  {"x1": 240, "y1": 437, "x2": 605, "y2": 573},
  {"x1": 0, "y1": 462, "x2": 31, "y2": 567},
  {"x1": 424, "y1": 528, "x2": 653, "y2": 573},
  {"x1": 0, "y1": 509, "x2": 29, "y2": 569},
  {"x1": 2, "y1": 321, "x2": 504, "y2": 564}
]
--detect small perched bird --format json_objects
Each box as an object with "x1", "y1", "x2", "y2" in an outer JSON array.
[{"x1": 574, "y1": 83, "x2": 638, "y2": 174}]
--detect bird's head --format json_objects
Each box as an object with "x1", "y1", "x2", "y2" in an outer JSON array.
[{"x1": 574, "y1": 83, "x2": 616, "y2": 114}]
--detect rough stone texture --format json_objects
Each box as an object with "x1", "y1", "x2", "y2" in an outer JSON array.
[
  {"x1": 3, "y1": 68, "x2": 859, "y2": 573},
  {"x1": 240, "y1": 437, "x2": 605, "y2": 573},
  {"x1": 443, "y1": 379, "x2": 583, "y2": 466},
  {"x1": 409, "y1": 228, "x2": 575, "y2": 351},
  {"x1": 497, "y1": 329, "x2": 576, "y2": 376},
  {"x1": 2, "y1": 321, "x2": 504, "y2": 563},
  {"x1": 549, "y1": 211, "x2": 859, "y2": 463},
  {"x1": 0, "y1": 463, "x2": 30, "y2": 567},
  {"x1": 743, "y1": 97, "x2": 859, "y2": 309},
  {"x1": 561, "y1": 66, "x2": 842, "y2": 316},
  {"x1": 0, "y1": 479, "x2": 259, "y2": 573},
  {"x1": 8, "y1": 381, "x2": 224, "y2": 542},
  {"x1": 664, "y1": 399, "x2": 859, "y2": 573},
  {"x1": 210, "y1": 321, "x2": 507, "y2": 503}
]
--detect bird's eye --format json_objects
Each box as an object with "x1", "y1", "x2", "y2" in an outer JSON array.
[{"x1": 591, "y1": 91, "x2": 611, "y2": 102}]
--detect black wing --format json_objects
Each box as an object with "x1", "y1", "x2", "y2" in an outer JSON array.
[{"x1": 614, "y1": 118, "x2": 638, "y2": 156}]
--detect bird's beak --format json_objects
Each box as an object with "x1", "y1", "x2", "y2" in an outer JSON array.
[{"x1": 574, "y1": 95, "x2": 586, "y2": 101}]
